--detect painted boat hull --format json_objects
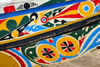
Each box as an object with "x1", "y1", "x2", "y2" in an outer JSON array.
[{"x1": 0, "y1": 0, "x2": 100, "y2": 67}]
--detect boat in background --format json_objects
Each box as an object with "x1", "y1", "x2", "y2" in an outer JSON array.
[{"x1": 0, "y1": 0, "x2": 100, "y2": 67}]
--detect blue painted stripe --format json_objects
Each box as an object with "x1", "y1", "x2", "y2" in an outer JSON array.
[
  {"x1": 0, "y1": 0, "x2": 87, "y2": 20},
  {"x1": 81, "y1": 27, "x2": 100, "y2": 55},
  {"x1": 10, "y1": 49, "x2": 32, "y2": 67}
]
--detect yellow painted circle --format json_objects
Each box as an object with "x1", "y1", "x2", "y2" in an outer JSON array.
[
  {"x1": 37, "y1": 44, "x2": 59, "y2": 61},
  {"x1": 78, "y1": 1, "x2": 94, "y2": 16},
  {"x1": 56, "y1": 37, "x2": 79, "y2": 56},
  {"x1": 0, "y1": 52, "x2": 20, "y2": 67},
  {"x1": 12, "y1": 30, "x2": 19, "y2": 37}
]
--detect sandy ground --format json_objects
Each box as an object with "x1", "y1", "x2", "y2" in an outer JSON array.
[{"x1": 46, "y1": 50, "x2": 100, "y2": 67}]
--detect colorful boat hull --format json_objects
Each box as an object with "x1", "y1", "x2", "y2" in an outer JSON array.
[{"x1": 0, "y1": 0, "x2": 100, "y2": 67}]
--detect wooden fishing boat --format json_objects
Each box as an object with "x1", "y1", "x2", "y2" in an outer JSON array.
[{"x1": 0, "y1": 0, "x2": 100, "y2": 67}]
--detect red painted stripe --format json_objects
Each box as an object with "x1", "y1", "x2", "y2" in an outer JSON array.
[
  {"x1": 0, "y1": 19, "x2": 6, "y2": 24},
  {"x1": 91, "y1": 0, "x2": 100, "y2": 6},
  {"x1": 47, "y1": 3, "x2": 80, "y2": 20},
  {"x1": 57, "y1": 3, "x2": 80, "y2": 16},
  {"x1": 37, "y1": 59, "x2": 50, "y2": 64},
  {"x1": 56, "y1": 13, "x2": 83, "y2": 18},
  {"x1": 3, "y1": 50, "x2": 26, "y2": 67}
]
